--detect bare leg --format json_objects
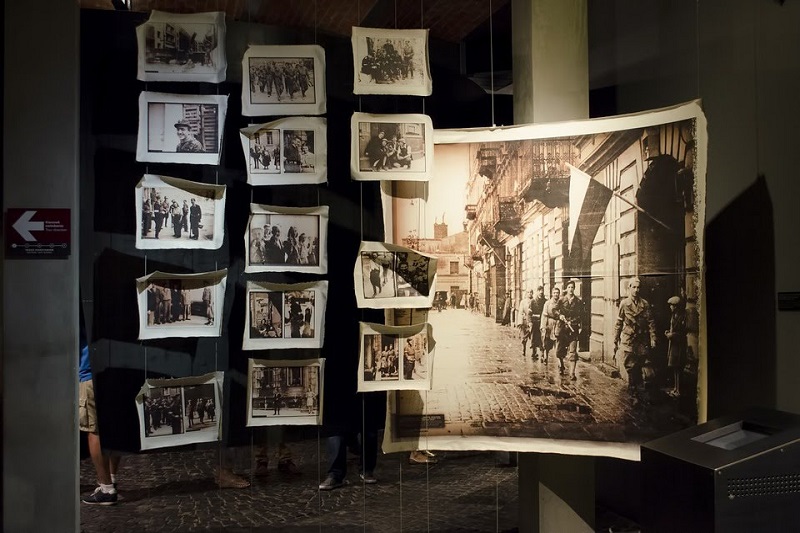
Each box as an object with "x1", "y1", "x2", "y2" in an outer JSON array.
[{"x1": 87, "y1": 432, "x2": 112, "y2": 486}]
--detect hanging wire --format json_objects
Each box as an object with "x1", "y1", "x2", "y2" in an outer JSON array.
[{"x1": 489, "y1": 0, "x2": 496, "y2": 126}]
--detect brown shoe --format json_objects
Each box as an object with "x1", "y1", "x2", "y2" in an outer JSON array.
[
  {"x1": 409, "y1": 450, "x2": 438, "y2": 464},
  {"x1": 215, "y1": 469, "x2": 250, "y2": 489}
]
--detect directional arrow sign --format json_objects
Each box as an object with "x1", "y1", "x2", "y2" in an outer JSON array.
[
  {"x1": 12, "y1": 210, "x2": 44, "y2": 241},
  {"x1": 5, "y1": 208, "x2": 71, "y2": 259}
]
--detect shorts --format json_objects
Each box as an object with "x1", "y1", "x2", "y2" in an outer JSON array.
[{"x1": 79, "y1": 379, "x2": 98, "y2": 433}]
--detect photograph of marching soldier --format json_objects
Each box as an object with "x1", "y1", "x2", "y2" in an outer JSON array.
[
  {"x1": 136, "y1": 270, "x2": 227, "y2": 340},
  {"x1": 352, "y1": 27, "x2": 432, "y2": 96},
  {"x1": 239, "y1": 117, "x2": 328, "y2": 186},
  {"x1": 136, "y1": 11, "x2": 227, "y2": 83},
  {"x1": 137, "y1": 92, "x2": 228, "y2": 165},
  {"x1": 136, "y1": 372, "x2": 223, "y2": 450},
  {"x1": 351, "y1": 113, "x2": 434, "y2": 181},
  {"x1": 247, "y1": 359, "x2": 324, "y2": 427},
  {"x1": 241, "y1": 45, "x2": 326, "y2": 116},
  {"x1": 245, "y1": 204, "x2": 328, "y2": 274},
  {"x1": 136, "y1": 175, "x2": 225, "y2": 250},
  {"x1": 243, "y1": 281, "x2": 328, "y2": 350},
  {"x1": 359, "y1": 322, "x2": 434, "y2": 392},
  {"x1": 382, "y1": 102, "x2": 706, "y2": 458},
  {"x1": 354, "y1": 241, "x2": 438, "y2": 309}
]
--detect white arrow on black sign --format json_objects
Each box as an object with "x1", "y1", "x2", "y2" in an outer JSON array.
[{"x1": 12, "y1": 210, "x2": 44, "y2": 241}]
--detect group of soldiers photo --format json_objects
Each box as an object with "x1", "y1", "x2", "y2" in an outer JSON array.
[
  {"x1": 146, "y1": 282, "x2": 214, "y2": 327},
  {"x1": 359, "y1": 38, "x2": 417, "y2": 84},
  {"x1": 249, "y1": 58, "x2": 314, "y2": 102},
  {"x1": 141, "y1": 189, "x2": 204, "y2": 241}
]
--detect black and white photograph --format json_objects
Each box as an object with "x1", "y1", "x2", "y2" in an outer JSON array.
[
  {"x1": 242, "y1": 44, "x2": 326, "y2": 116},
  {"x1": 239, "y1": 117, "x2": 328, "y2": 186},
  {"x1": 136, "y1": 372, "x2": 223, "y2": 450},
  {"x1": 135, "y1": 175, "x2": 225, "y2": 250},
  {"x1": 245, "y1": 204, "x2": 328, "y2": 274},
  {"x1": 246, "y1": 359, "x2": 324, "y2": 427},
  {"x1": 137, "y1": 92, "x2": 228, "y2": 165},
  {"x1": 381, "y1": 101, "x2": 707, "y2": 459},
  {"x1": 354, "y1": 241, "x2": 437, "y2": 309},
  {"x1": 359, "y1": 322, "x2": 434, "y2": 392},
  {"x1": 136, "y1": 270, "x2": 227, "y2": 340},
  {"x1": 243, "y1": 281, "x2": 328, "y2": 350},
  {"x1": 136, "y1": 10, "x2": 226, "y2": 83},
  {"x1": 351, "y1": 113, "x2": 434, "y2": 181},
  {"x1": 351, "y1": 27, "x2": 431, "y2": 96}
]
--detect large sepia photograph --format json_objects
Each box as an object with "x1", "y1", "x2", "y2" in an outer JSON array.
[
  {"x1": 239, "y1": 117, "x2": 328, "y2": 186},
  {"x1": 136, "y1": 270, "x2": 227, "y2": 340},
  {"x1": 381, "y1": 101, "x2": 707, "y2": 460},
  {"x1": 242, "y1": 44, "x2": 326, "y2": 117},
  {"x1": 137, "y1": 92, "x2": 229, "y2": 166},
  {"x1": 351, "y1": 27, "x2": 432, "y2": 96},
  {"x1": 135, "y1": 10, "x2": 227, "y2": 83},
  {"x1": 354, "y1": 241, "x2": 437, "y2": 309},
  {"x1": 351, "y1": 113, "x2": 433, "y2": 182},
  {"x1": 359, "y1": 322, "x2": 434, "y2": 392},
  {"x1": 136, "y1": 372, "x2": 223, "y2": 450},
  {"x1": 245, "y1": 204, "x2": 328, "y2": 274},
  {"x1": 135, "y1": 174, "x2": 226, "y2": 250},
  {"x1": 243, "y1": 280, "x2": 328, "y2": 350},
  {"x1": 246, "y1": 359, "x2": 324, "y2": 426}
]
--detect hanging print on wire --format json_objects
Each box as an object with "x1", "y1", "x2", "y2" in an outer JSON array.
[{"x1": 352, "y1": 27, "x2": 432, "y2": 96}]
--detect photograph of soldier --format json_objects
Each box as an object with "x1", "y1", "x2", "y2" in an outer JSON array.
[
  {"x1": 248, "y1": 57, "x2": 315, "y2": 104},
  {"x1": 143, "y1": 387, "x2": 184, "y2": 438},
  {"x1": 249, "y1": 362, "x2": 321, "y2": 421},
  {"x1": 282, "y1": 130, "x2": 315, "y2": 173},
  {"x1": 357, "y1": 122, "x2": 426, "y2": 172},
  {"x1": 403, "y1": 331, "x2": 429, "y2": 380},
  {"x1": 145, "y1": 280, "x2": 216, "y2": 329},
  {"x1": 248, "y1": 291, "x2": 283, "y2": 339},
  {"x1": 141, "y1": 187, "x2": 215, "y2": 242},
  {"x1": 248, "y1": 129, "x2": 280, "y2": 174},
  {"x1": 352, "y1": 28, "x2": 431, "y2": 96},
  {"x1": 363, "y1": 334, "x2": 401, "y2": 382},
  {"x1": 248, "y1": 213, "x2": 320, "y2": 268},
  {"x1": 385, "y1": 106, "x2": 704, "y2": 450},
  {"x1": 146, "y1": 102, "x2": 219, "y2": 154},
  {"x1": 361, "y1": 251, "x2": 397, "y2": 299},
  {"x1": 395, "y1": 251, "x2": 431, "y2": 297},
  {"x1": 182, "y1": 384, "x2": 217, "y2": 435},
  {"x1": 284, "y1": 290, "x2": 315, "y2": 339}
]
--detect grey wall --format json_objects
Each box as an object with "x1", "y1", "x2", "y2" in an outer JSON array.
[{"x1": 3, "y1": 1, "x2": 80, "y2": 532}]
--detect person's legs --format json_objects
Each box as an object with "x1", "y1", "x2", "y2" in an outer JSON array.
[
  {"x1": 319, "y1": 434, "x2": 348, "y2": 490},
  {"x1": 87, "y1": 432, "x2": 112, "y2": 486}
]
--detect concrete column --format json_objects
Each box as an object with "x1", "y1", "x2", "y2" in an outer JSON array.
[
  {"x1": 512, "y1": 1, "x2": 592, "y2": 532},
  {"x1": 3, "y1": 2, "x2": 80, "y2": 532}
]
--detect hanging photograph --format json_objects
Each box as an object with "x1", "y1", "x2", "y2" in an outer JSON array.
[
  {"x1": 241, "y1": 44, "x2": 326, "y2": 116},
  {"x1": 354, "y1": 241, "x2": 437, "y2": 309},
  {"x1": 136, "y1": 269, "x2": 227, "y2": 340},
  {"x1": 136, "y1": 91, "x2": 229, "y2": 166},
  {"x1": 351, "y1": 27, "x2": 432, "y2": 96},
  {"x1": 243, "y1": 280, "x2": 328, "y2": 350},
  {"x1": 380, "y1": 101, "x2": 707, "y2": 460},
  {"x1": 245, "y1": 204, "x2": 328, "y2": 274},
  {"x1": 135, "y1": 11, "x2": 227, "y2": 83},
  {"x1": 358, "y1": 322, "x2": 434, "y2": 392},
  {"x1": 239, "y1": 117, "x2": 328, "y2": 186},
  {"x1": 136, "y1": 371, "x2": 223, "y2": 450},
  {"x1": 246, "y1": 358, "x2": 324, "y2": 427},
  {"x1": 351, "y1": 113, "x2": 434, "y2": 181},
  {"x1": 135, "y1": 174, "x2": 226, "y2": 250}
]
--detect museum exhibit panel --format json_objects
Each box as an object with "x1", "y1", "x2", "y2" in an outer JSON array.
[{"x1": 4, "y1": 1, "x2": 800, "y2": 532}]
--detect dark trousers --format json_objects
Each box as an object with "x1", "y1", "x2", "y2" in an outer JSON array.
[{"x1": 326, "y1": 431, "x2": 377, "y2": 481}]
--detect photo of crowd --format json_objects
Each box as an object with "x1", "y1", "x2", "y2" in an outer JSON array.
[
  {"x1": 248, "y1": 213, "x2": 320, "y2": 267},
  {"x1": 145, "y1": 281, "x2": 215, "y2": 328},
  {"x1": 358, "y1": 37, "x2": 420, "y2": 85},
  {"x1": 140, "y1": 186, "x2": 215, "y2": 242},
  {"x1": 248, "y1": 57, "x2": 315, "y2": 104}
]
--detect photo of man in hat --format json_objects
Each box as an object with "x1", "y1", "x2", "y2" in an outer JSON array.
[{"x1": 175, "y1": 121, "x2": 205, "y2": 153}]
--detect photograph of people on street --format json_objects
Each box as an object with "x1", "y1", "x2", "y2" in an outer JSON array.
[
  {"x1": 248, "y1": 213, "x2": 320, "y2": 267},
  {"x1": 243, "y1": 281, "x2": 327, "y2": 350},
  {"x1": 242, "y1": 45, "x2": 326, "y2": 116},
  {"x1": 137, "y1": 372, "x2": 223, "y2": 450},
  {"x1": 240, "y1": 117, "x2": 328, "y2": 186},
  {"x1": 384, "y1": 103, "x2": 706, "y2": 456},
  {"x1": 136, "y1": 11, "x2": 226, "y2": 82},
  {"x1": 359, "y1": 322, "x2": 433, "y2": 392},
  {"x1": 361, "y1": 251, "x2": 397, "y2": 299},
  {"x1": 137, "y1": 270, "x2": 227, "y2": 340},
  {"x1": 351, "y1": 113, "x2": 433, "y2": 181},
  {"x1": 355, "y1": 242, "x2": 437, "y2": 309},
  {"x1": 247, "y1": 359, "x2": 323, "y2": 426},
  {"x1": 138, "y1": 92, "x2": 228, "y2": 165},
  {"x1": 247, "y1": 128, "x2": 281, "y2": 174},
  {"x1": 352, "y1": 27, "x2": 431, "y2": 96}
]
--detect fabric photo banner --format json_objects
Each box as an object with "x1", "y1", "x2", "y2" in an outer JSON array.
[
  {"x1": 246, "y1": 358, "x2": 325, "y2": 427},
  {"x1": 354, "y1": 241, "x2": 438, "y2": 310}
]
